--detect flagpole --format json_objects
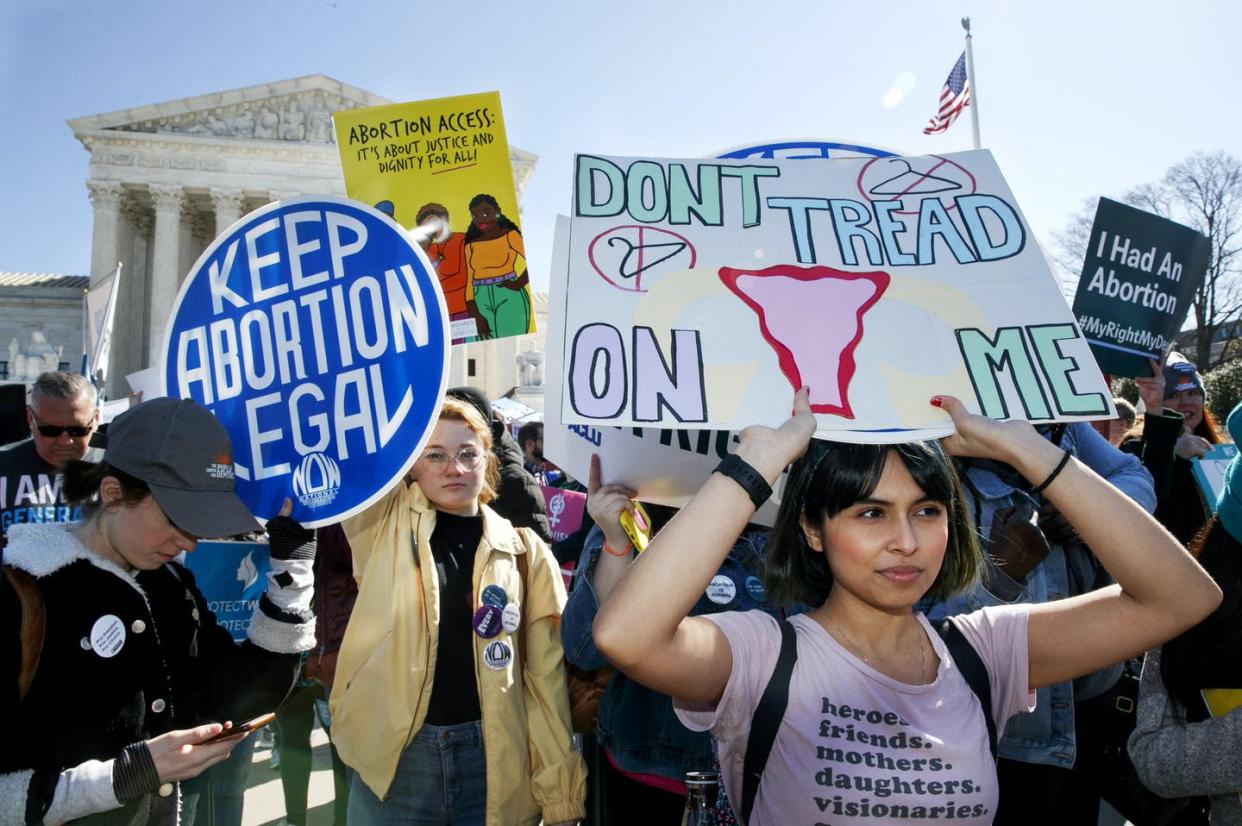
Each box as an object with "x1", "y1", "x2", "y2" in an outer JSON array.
[{"x1": 962, "y1": 16, "x2": 981, "y2": 149}]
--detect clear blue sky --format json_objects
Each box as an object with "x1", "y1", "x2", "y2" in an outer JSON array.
[{"x1": 2, "y1": 0, "x2": 1239, "y2": 294}]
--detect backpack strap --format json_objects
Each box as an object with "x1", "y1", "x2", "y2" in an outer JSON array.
[
  {"x1": 740, "y1": 618, "x2": 798, "y2": 824},
  {"x1": 4, "y1": 566, "x2": 45, "y2": 704},
  {"x1": 937, "y1": 619, "x2": 997, "y2": 761}
]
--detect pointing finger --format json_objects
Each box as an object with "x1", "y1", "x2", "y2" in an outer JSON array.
[{"x1": 588, "y1": 454, "x2": 602, "y2": 495}]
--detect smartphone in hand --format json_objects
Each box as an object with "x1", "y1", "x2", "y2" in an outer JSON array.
[{"x1": 200, "y1": 712, "x2": 276, "y2": 745}]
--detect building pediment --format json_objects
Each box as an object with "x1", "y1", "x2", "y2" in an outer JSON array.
[{"x1": 68, "y1": 75, "x2": 391, "y2": 146}]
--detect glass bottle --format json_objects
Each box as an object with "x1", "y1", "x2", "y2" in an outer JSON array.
[{"x1": 681, "y1": 771, "x2": 720, "y2": 826}]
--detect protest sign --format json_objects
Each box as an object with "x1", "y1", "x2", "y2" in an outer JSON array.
[
  {"x1": 183, "y1": 541, "x2": 271, "y2": 643},
  {"x1": 540, "y1": 485, "x2": 586, "y2": 543},
  {"x1": 558, "y1": 150, "x2": 1113, "y2": 443},
  {"x1": 1071, "y1": 197, "x2": 1210, "y2": 377},
  {"x1": 333, "y1": 92, "x2": 534, "y2": 345},
  {"x1": 544, "y1": 216, "x2": 787, "y2": 524},
  {"x1": 161, "y1": 196, "x2": 451, "y2": 527},
  {"x1": 1192, "y1": 444, "x2": 1239, "y2": 513}
]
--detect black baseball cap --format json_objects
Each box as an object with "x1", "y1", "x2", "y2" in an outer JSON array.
[{"x1": 104, "y1": 398, "x2": 259, "y2": 538}]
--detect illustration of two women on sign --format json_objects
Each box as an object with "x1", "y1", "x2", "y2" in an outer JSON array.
[{"x1": 417, "y1": 194, "x2": 533, "y2": 343}]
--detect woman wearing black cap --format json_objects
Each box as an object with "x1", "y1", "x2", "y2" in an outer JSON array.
[{"x1": 0, "y1": 397, "x2": 316, "y2": 826}]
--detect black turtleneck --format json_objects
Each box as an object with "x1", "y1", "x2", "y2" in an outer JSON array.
[{"x1": 424, "y1": 510, "x2": 484, "y2": 725}]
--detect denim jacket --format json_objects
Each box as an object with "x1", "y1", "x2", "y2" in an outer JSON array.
[
  {"x1": 923, "y1": 422, "x2": 1155, "y2": 769},
  {"x1": 561, "y1": 525, "x2": 776, "y2": 780}
]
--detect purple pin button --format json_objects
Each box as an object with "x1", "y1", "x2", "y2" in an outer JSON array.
[{"x1": 472, "y1": 604, "x2": 503, "y2": 639}]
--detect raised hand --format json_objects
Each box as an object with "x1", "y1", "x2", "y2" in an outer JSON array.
[
  {"x1": 586, "y1": 454, "x2": 638, "y2": 551},
  {"x1": 1134, "y1": 357, "x2": 1166, "y2": 413},
  {"x1": 932, "y1": 395, "x2": 1043, "y2": 465},
  {"x1": 735, "y1": 387, "x2": 816, "y2": 480}
]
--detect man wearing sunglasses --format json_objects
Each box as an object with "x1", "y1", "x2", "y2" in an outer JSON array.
[{"x1": 0, "y1": 371, "x2": 100, "y2": 546}]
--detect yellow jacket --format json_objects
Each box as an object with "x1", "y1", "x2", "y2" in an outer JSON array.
[{"x1": 329, "y1": 481, "x2": 586, "y2": 825}]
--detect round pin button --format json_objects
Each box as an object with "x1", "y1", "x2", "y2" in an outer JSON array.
[
  {"x1": 501, "y1": 603, "x2": 521, "y2": 634},
  {"x1": 150, "y1": 698, "x2": 166, "y2": 713},
  {"x1": 706, "y1": 575, "x2": 737, "y2": 605},
  {"x1": 158, "y1": 783, "x2": 174, "y2": 797},
  {"x1": 80, "y1": 637, "x2": 92, "y2": 651},
  {"x1": 745, "y1": 576, "x2": 766, "y2": 602},
  {"x1": 90, "y1": 615, "x2": 126, "y2": 658},
  {"x1": 472, "y1": 604, "x2": 503, "y2": 639},
  {"x1": 481, "y1": 585, "x2": 508, "y2": 608},
  {"x1": 483, "y1": 640, "x2": 513, "y2": 671},
  {"x1": 131, "y1": 619, "x2": 146, "y2": 634},
  {"x1": 191, "y1": 608, "x2": 200, "y2": 621}
]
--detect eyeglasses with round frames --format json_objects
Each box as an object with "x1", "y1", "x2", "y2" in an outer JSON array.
[{"x1": 420, "y1": 447, "x2": 485, "y2": 472}]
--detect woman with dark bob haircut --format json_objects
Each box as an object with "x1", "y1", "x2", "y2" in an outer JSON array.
[
  {"x1": 764, "y1": 439, "x2": 980, "y2": 609},
  {"x1": 595, "y1": 389, "x2": 1220, "y2": 825}
]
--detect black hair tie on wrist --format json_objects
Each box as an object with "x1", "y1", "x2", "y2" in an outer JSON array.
[
  {"x1": 113, "y1": 742, "x2": 161, "y2": 803},
  {"x1": 1030, "y1": 449, "x2": 1073, "y2": 496},
  {"x1": 714, "y1": 454, "x2": 773, "y2": 511}
]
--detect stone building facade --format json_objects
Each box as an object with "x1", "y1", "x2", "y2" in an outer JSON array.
[{"x1": 69, "y1": 74, "x2": 545, "y2": 406}]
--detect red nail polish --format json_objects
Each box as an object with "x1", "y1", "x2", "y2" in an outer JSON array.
[{"x1": 930, "y1": 396, "x2": 943, "y2": 407}]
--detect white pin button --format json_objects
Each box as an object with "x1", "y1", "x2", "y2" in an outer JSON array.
[
  {"x1": 89, "y1": 615, "x2": 126, "y2": 658},
  {"x1": 80, "y1": 637, "x2": 92, "y2": 651},
  {"x1": 131, "y1": 619, "x2": 146, "y2": 634},
  {"x1": 158, "y1": 783, "x2": 173, "y2": 797},
  {"x1": 150, "y1": 698, "x2": 166, "y2": 713},
  {"x1": 706, "y1": 575, "x2": 737, "y2": 605},
  {"x1": 501, "y1": 603, "x2": 521, "y2": 634}
]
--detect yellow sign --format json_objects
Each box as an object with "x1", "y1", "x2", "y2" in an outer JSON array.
[{"x1": 334, "y1": 91, "x2": 534, "y2": 344}]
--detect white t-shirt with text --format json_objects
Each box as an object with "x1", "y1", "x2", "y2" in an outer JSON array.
[{"x1": 674, "y1": 606, "x2": 1033, "y2": 825}]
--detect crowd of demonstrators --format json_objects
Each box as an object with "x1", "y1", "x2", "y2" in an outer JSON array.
[
  {"x1": 590, "y1": 389, "x2": 1220, "y2": 825},
  {"x1": 561, "y1": 456, "x2": 783, "y2": 823},
  {"x1": 12, "y1": 365, "x2": 1242, "y2": 826},
  {"x1": 1122, "y1": 355, "x2": 1222, "y2": 544},
  {"x1": 0, "y1": 397, "x2": 317, "y2": 826},
  {"x1": 0, "y1": 372, "x2": 101, "y2": 546},
  {"x1": 922, "y1": 419, "x2": 1156, "y2": 824},
  {"x1": 330, "y1": 397, "x2": 585, "y2": 825}
]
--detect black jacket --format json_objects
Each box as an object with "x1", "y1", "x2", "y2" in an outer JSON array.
[
  {"x1": 489, "y1": 424, "x2": 552, "y2": 543},
  {"x1": 1, "y1": 524, "x2": 302, "y2": 826},
  {"x1": 1122, "y1": 409, "x2": 1210, "y2": 545}
]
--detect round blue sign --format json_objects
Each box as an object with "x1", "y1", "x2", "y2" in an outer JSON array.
[
  {"x1": 161, "y1": 196, "x2": 451, "y2": 528},
  {"x1": 714, "y1": 139, "x2": 897, "y2": 161}
]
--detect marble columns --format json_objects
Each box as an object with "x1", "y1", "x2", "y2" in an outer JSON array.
[
  {"x1": 210, "y1": 188, "x2": 246, "y2": 236},
  {"x1": 86, "y1": 181, "x2": 123, "y2": 286},
  {"x1": 148, "y1": 184, "x2": 185, "y2": 360}
]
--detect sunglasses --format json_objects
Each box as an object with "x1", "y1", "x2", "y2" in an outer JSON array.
[{"x1": 28, "y1": 407, "x2": 94, "y2": 439}]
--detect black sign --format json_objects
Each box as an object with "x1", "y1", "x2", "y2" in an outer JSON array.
[{"x1": 1072, "y1": 197, "x2": 1209, "y2": 377}]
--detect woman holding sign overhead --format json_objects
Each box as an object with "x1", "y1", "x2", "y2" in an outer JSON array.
[
  {"x1": 593, "y1": 387, "x2": 1219, "y2": 825},
  {"x1": 330, "y1": 397, "x2": 584, "y2": 826}
]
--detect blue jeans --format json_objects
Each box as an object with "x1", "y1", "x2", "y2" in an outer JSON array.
[{"x1": 347, "y1": 720, "x2": 487, "y2": 826}]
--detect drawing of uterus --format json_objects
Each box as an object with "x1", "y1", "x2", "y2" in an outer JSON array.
[{"x1": 718, "y1": 265, "x2": 890, "y2": 418}]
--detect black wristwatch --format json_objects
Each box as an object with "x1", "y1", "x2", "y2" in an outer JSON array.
[{"x1": 714, "y1": 454, "x2": 773, "y2": 511}]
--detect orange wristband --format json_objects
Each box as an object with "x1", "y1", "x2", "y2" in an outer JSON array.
[{"x1": 602, "y1": 539, "x2": 634, "y2": 557}]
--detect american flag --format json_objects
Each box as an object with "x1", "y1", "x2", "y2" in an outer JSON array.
[{"x1": 923, "y1": 53, "x2": 971, "y2": 135}]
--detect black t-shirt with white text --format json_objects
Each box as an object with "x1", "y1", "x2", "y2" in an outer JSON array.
[{"x1": 0, "y1": 439, "x2": 90, "y2": 549}]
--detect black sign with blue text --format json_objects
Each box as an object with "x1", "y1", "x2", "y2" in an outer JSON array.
[
  {"x1": 161, "y1": 196, "x2": 451, "y2": 527},
  {"x1": 1071, "y1": 197, "x2": 1209, "y2": 377}
]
